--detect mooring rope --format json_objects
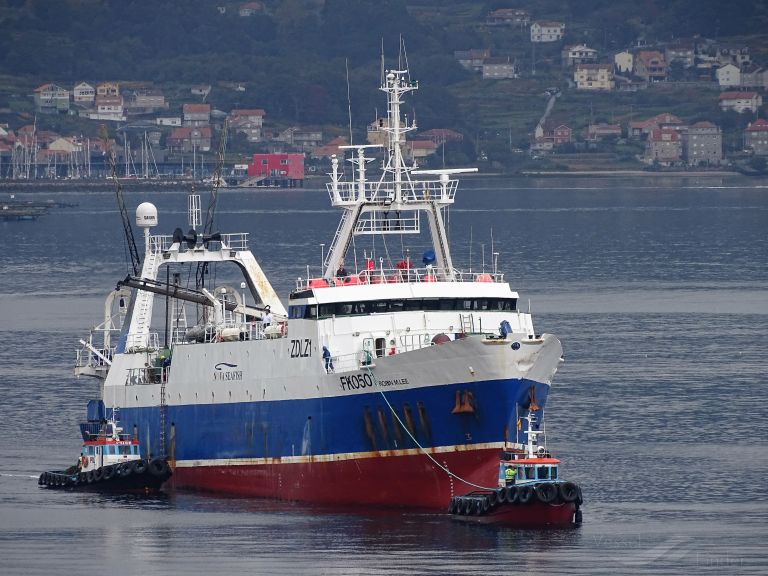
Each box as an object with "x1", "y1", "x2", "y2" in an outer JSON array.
[{"x1": 364, "y1": 365, "x2": 497, "y2": 491}]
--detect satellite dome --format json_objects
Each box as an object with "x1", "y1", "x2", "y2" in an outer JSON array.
[{"x1": 136, "y1": 202, "x2": 158, "y2": 228}]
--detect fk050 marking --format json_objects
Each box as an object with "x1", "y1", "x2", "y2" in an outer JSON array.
[{"x1": 290, "y1": 339, "x2": 312, "y2": 358}]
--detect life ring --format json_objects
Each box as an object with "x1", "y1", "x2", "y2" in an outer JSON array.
[{"x1": 80, "y1": 456, "x2": 88, "y2": 469}]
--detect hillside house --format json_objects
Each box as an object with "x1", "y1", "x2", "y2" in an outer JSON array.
[
  {"x1": 190, "y1": 84, "x2": 211, "y2": 98},
  {"x1": 167, "y1": 126, "x2": 212, "y2": 153},
  {"x1": 586, "y1": 123, "x2": 622, "y2": 141},
  {"x1": 403, "y1": 140, "x2": 438, "y2": 162},
  {"x1": 614, "y1": 51, "x2": 633, "y2": 74},
  {"x1": 683, "y1": 122, "x2": 722, "y2": 166},
  {"x1": 635, "y1": 51, "x2": 667, "y2": 82},
  {"x1": 533, "y1": 123, "x2": 572, "y2": 152},
  {"x1": 96, "y1": 82, "x2": 119, "y2": 97},
  {"x1": 715, "y1": 46, "x2": 750, "y2": 68},
  {"x1": 744, "y1": 119, "x2": 768, "y2": 155},
  {"x1": 33, "y1": 84, "x2": 70, "y2": 114},
  {"x1": 740, "y1": 66, "x2": 768, "y2": 90},
  {"x1": 562, "y1": 45, "x2": 598, "y2": 68},
  {"x1": 530, "y1": 21, "x2": 565, "y2": 43},
  {"x1": 645, "y1": 129, "x2": 682, "y2": 165},
  {"x1": 454, "y1": 49, "x2": 491, "y2": 73},
  {"x1": 156, "y1": 117, "x2": 182, "y2": 127},
  {"x1": 228, "y1": 109, "x2": 266, "y2": 142},
  {"x1": 273, "y1": 127, "x2": 323, "y2": 152},
  {"x1": 183, "y1": 103, "x2": 211, "y2": 127},
  {"x1": 482, "y1": 57, "x2": 519, "y2": 79},
  {"x1": 629, "y1": 113, "x2": 684, "y2": 139},
  {"x1": 311, "y1": 137, "x2": 349, "y2": 159},
  {"x1": 665, "y1": 41, "x2": 695, "y2": 68},
  {"x1": 716, "y1": 64, "x2": 741, "y2": 88},
  {"x1": 719, "y1": 91, "x2": 762, "y2": 113},
  {"x1": 124, "y1": 89, "x2": 166, "y2": 115},
  {"x1": 88, "y1": 95, "x2": 125, "y2": 121},
  {"x1": 486, "y1": 8, "x2": 529, "y2": 26},
  {"x1": 418, "y1": 129, "x2": 464, "y2": 145},
  {"x1": 574, "y1": 64, "x2": 614, "y2": 90},
  {"x1": 73, "y1": 82, "x2": 95, "y2": 105}
]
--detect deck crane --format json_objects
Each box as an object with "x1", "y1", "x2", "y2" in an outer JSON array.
[{"x1": 100, "y1": 125, "x2": 141, "y2": 276}]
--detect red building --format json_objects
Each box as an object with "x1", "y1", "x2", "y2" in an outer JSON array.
[{"x1": 247, "y1": 153, "x2": 304, "y2": 187}]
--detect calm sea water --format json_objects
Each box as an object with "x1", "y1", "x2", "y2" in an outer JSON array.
[{"x1": 1, "y1": 176, "x2": 766, "y2": 575}]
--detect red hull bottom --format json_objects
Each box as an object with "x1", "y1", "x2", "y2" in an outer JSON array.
[
  {"x1": 452, "y1": 501, "x2": 578, "y2": 527},
  {"x1": 171, "y1": 448, "x2": 502, "y2": 509}
]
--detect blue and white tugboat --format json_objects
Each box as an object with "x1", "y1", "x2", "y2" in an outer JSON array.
[
  {"x1": 38, "y1": 400, "x2": 171, "y2": 492},
  {"x1": 448, "y1": 412, "x2": 583, "y2": 526}
]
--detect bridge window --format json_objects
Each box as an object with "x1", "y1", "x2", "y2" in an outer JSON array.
[{"x1": 537, "y1": 466, "x2": 550, "y2": 480}]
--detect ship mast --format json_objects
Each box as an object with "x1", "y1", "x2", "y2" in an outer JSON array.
[{"x1": 322, "y1": 69, "x2": 476, "y2": 280}]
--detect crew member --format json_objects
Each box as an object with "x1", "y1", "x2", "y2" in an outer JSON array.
[
  {"x1": 262, "y1": 305, "x2": 273, "y2": 328},
  {"x1": 322, "y1": 346, "x2": 334, "y2": 373},
  {"x1": 504, "y1": 465, "x2": 517, "y2": 486}
]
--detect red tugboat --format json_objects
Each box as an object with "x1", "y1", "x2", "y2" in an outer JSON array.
[
  {"x1": 39, "y1": 400, "x2": 171, "y2": 493},
  {"x1": 448, "y1": 412, "x2": 583, "y2": 526}
]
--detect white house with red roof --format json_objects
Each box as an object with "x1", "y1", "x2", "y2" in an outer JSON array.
[
  {"x1": 744, "y1": 119, "x2": 768, "y2": 155},
  {"x1": 229, "y1": 109, "x2": 266, "y2": 142},
  {"x1": 183, "y1": 103, "x2": 211, "y2": 127},
  {"x1": 719, "y1": 91, "x2": 762, "y2": 113},
  {"x1": 530, "y1": 21, "x2": 565, "y2": 43}
]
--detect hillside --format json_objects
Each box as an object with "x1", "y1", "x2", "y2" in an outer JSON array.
[{"x1": 1, "y1": 0, "x2": 767, "y2": 171}]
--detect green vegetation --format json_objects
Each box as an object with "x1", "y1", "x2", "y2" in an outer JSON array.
[{"x1": 0, "y1": 0, "x2": 766, "y2": 169}]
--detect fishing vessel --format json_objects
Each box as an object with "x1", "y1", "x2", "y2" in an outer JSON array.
[{"x1": 73, "y1": 66, "x2": 565, "y2": 510}]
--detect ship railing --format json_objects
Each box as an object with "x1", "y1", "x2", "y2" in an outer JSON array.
[
  {"x1": 326, "y1": 178, "x2": 458, "y2": 205},
  {"x1": 295, "y1": 267, "x2": 504, "y2": 290},
  {"x1": 75, "y1": 345, "x2": 116, "y2": 369},
  {"x1": 148, "y1": 232, "x2": 249, "y2": 253},
  {"x1": 126, "y1": 365, "x2": 169, "y2": 386},
  {"x1": 172, "y1": 319, "x2": 286, "y2": 346},
  {"x1": 125, "y1": 332, "x2": 160, "y2": 352},
  {"x1": 325, "y1": 332, "x2": 453, "y2": 373}
]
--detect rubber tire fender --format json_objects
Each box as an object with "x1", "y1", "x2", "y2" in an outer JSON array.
[
  {"x1": 517, "y1": 485, "x2": 534, "y2": 504},
  {"x1": 38, "y1": 473, "x2": 46, "y2": 486},
  {"x1": 504, "y1": 485, "x2": 518, "y2": 504},
  {"x1": 101, "y1": 465, "x2": 115, "y2": 481},
  {"x1": 559, "y1": 482, "x2": 580, "y2": 503},
  {"x1": 86, "y1": 470, "x2": 95, "y2": 483},
  {"x1": 132, "y1": 459, "x2": 148, "y2": 475},
  {"x1": 494, "y1": 487, "x2": 506, "y2": 504},
  {"x1": 116, "y1": 462, "x2": 132, "y2": 477},
  {"x1": 534, "y1": 483, "x2": 558, "y2": 504},
  {"x1": 149, "y1": 459, "x2": 168, "y2": 477}
]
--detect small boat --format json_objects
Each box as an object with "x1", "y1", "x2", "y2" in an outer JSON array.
[
  {"x1": 38, "y1": 400, "x2": 171, "y2": 493},
  {"x1": 448, "y1": 412, "x2": 583, "y2": 526}
]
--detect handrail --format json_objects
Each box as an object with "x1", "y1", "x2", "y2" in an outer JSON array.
[{"x1": 296, "y1": 266, "x2": 504, "y2": 290}]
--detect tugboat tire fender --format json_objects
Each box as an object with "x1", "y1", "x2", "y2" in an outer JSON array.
[
  {"x1": 149, "y1": 459, "x2": 167, "y2": 477},
  {"x1": 116, "y1": 462, "x2": 132, "y2": 477},
  {"x1": 494, "y1": 487, "x2": 506, "y2": 504},
  {"x1": 38, "y1": 473, "x2": 46, "y2": 485},
  {"x1": 132, "y1": 460, "x2": 148, "y2": 474},
  {"x1": 102, "y1": 465, "x2": 115, "y2": 480},
  {"x1": 78, "y1": 472, "x2": 87, "y2": 484},
  {"x1": 535, "y1": 483, "x2": 558, "y2": 504},
  {"x1": 93, "y1": 467, "x2": 105, "y2": 482},
  {"x1": 559, "y1": 482, "x2": 580, "y2": 503},
  {"x1": 505, "y1": 486, "x2": 518, "y2": 504},
  {"x1": 86, "y1": 470, "x2": 95, "y2": 483},
  {"x1": 517, "y1": 485, "x2": 534, "y2": 504}
]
